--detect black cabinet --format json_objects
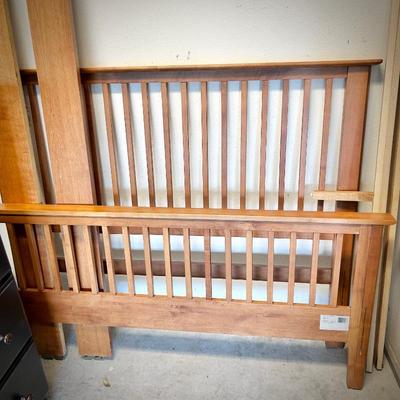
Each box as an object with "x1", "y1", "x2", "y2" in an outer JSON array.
[{"x1": 0, "y1": 239, "x2": 48, "y2": 400}]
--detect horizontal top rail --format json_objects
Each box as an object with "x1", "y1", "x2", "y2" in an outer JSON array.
[
  {"x1": 19, "y1": 59, "x2": 382, "y2": 84},
  {"x1": 0, "y1": 204, "x2": 394, "y2": 226}
]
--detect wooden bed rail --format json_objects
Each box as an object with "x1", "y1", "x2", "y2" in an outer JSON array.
[{"x1": 0, "y1": 203, "x2": 394, "y2": 389}]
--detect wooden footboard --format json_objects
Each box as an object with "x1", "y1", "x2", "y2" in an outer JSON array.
[{"x1": 0, "y1": 203, "x2": 394, "y2": 389}]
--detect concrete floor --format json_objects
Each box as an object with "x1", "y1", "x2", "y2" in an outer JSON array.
[{"x1": 42, "y1": 326, "x2": 400, "y2": 400}]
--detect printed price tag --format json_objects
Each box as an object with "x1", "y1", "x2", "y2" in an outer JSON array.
[{"x1": 320, "y1": 315, "x2": 350, "y2": 331}]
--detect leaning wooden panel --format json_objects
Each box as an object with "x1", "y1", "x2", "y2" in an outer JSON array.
[
  {"x1": 26, "y1": 0, "x2": 111, "y2": 357},
  {"x1": 0, "y1": 0, "x2": 66, "y2": 358}
]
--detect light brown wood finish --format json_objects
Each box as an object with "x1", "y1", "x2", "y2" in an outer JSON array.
[
  {"x1": 330, "y1": 234, "x2": 344, "y2": 306},
  {"x1": 259, "y1": 80, "x2": 268, "y2": 210},
  {"x1": 309, "y1": 232, "x2": 320, "y2": 306},
  {"x1": 288, "y1": 232, "x2": 297, "y2": 305},
  {"x1": 336, "y1": 66, "x2": 370, "y2": 310},
  {"x1": 21, "y1": 290, "x2": 351, "y2": 342},
  {"x1": 246, "y1": 231, "x2": 253, "y2": 302},
  {"x1": 102, "y1": 83, "x2": 120, "y2": 205},
  {"x1": 122, "y1": 226, "x2": 135, "y2": 294},
  {"x1": 225, "y1": 230, "x2": 232, "y2": 301},
  {"x1": 27, "y1": 84, "x2": 53, "y2": 203},
  {"x1": 141, "y1": 82, "x2": 156, "y2": 207},
  {"x1": 221, "y1": 81, "x2": 228, "y2": 208},
  {"x1": 142, "y1": 227, "x2": 154, "y2": 296},
  {"x1": 24, "y1": 224, "x2": 44, "y2": 290},
  {"x1": 279, "y1": 80, "x2": 289, "y2": 210},
  {"x1": 311, "y1": 191, "x2": 374, "y2": 202},
  {"x1": 84, "y1": 83, "x2": 104, "y2": 205},
  {"x1": 267, "y1": 231, "x2": 274, "y2": 303},
  {"x1": 102, "y1": 226, "x2": 116, "y2": 294},
  {"x1": 298, "y1": 79, "x2": 311, "y2": 210},
  {"x1": 161, "y1": 82, "x2": 173, "y2": 207},
  {"x1": 61, "y1": 225, "x2": 80, "y2": 293},
  {"x1": 82, "y1": 226, "x2": 99, "y2": 294},
  {"x1": 181, "y1": 82, "x2": 191, "y2": 208},
  {"x1": 183, "y1": 228, "x2": 192, "y2": 298},
  {"x1": 347, "y1": 226, "x2": 383, "y2": 389},
  {"x1": 122, "y1": 83, "x2": 138, "y2": 206},
  {"x1": 163, "y1": 228, "x2": 173, "y2": 297},
  {"x1": 0, "y1": 203, "x2": 394, "y2": 227},
  {"x1": 42, "y1": 225, "x2": 62, "y2": 292},
  {"x1": 317, "y1": 78, "x2": 333, "y2": 211},
  {"x1": 201, "y1": 82, "x2": 209, "y2": 208},
  {"x1": 204, "y1": 229, "x2": 212, "y2": 299},
  {"x1": 0, "y1": 1, "x2": 66, "y2": 358},
  {"x1": 240, "y1": 81, "x2": 248, "y2": 209},
  {"x1": 26, "y1": 0, "x2": 111, "y2": 357}
]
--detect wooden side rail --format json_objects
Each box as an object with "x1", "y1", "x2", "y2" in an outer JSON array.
[{"x1": 0, "y1": 204, "x2": 395, "y2": 389}]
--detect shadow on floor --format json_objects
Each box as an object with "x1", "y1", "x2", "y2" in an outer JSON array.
[{"x1": 62, "y1": 324, "x2": 347, "y2": 365}]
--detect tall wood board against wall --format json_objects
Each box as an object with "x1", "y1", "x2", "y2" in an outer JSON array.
[{"x1": 26, "y1": 0, "x2": 111, "y2": 357}]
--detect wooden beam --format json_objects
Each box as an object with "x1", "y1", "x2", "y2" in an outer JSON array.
[
  {"x1": 0, "y1": 0, "x2": 66, "y2": 358},
  {"x1": 26, "y1": 0, "x2": 111, "y2": 357},
  {"x1": 372, "y1": 0, "x2": 400, "y2": 372},
  {"x1": 311, "y1": 191, "x2": 374, "y2": 203},
  {"x1": 21, "y1": 290, "x2": 350, "y2": 343}
]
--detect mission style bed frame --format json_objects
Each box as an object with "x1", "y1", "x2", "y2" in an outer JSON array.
[{"x1": 0, "y1": 59, "x2": 395, "y2": 390}]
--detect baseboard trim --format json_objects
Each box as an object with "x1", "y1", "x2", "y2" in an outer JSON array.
[{"x1": 385, "y1": 340, "x2": 400, "y2": 387}]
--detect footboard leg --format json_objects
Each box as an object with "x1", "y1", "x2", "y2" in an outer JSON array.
[
  {"x1": 347, "y1": 226, "x2": 383, "y2": 389},
  {"x1": 31, "y1": 323, "x2": 66, "y2": 359},
  {"x1": 76, "y1": 325, "x2": 112, "y2": 358}
]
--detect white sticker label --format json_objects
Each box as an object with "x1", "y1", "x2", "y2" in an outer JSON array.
[{"x1": 320, "y1": 315, "x2": 350, "y2": 331}]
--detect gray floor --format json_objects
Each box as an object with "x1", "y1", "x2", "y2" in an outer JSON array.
[{"x1": 42, "y1": 326, "x2": 400, "y2": 400}]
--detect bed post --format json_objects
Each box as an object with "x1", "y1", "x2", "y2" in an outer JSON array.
[
  {"x1": 26, "y1": 0, "x2": 112, "y2": 357},
  {"x1": 0, "y1": 0, "x2": 67, "y2": 358},
  {"x1": 328, "y1": 65, "x2": 370, "y2": 349},
  {"x1": 347, "y1": 226, "x2": 383, "y2": 389}
]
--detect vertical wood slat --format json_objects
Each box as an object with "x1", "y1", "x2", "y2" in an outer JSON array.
[
  {"x1": 267, "y1": 231, "x2": 274, "y2": 303},
  {"x1": 122, "y1": 226, "x2": 135, "y2": 295},
  {"x1": 42, "y1": 225, "x2": 62, "y2": 292},
  {"x1": 278, "y1": 80, "x2": 290, "y2": 210},
  {"x1": 318, "y1": 78, "x2": 333, "y2": 211},
  {"x1": 288, "y1": 231, "x2": 297, "y2": 305},
  {"x1": 102, "y1": 226, "x2": 116, "y2": 295},
  {"x1": 142, "y1": 226, "x2": 154, "y2": 296},
  {"x1": 204, "y1": 229, "x2": 212, "y2": 299},
  {"x1": 27, "y1": 84, "x2": 53, "y2": 203},
  {"x1": 240, "y1": 81, "x2": 248, "y2": 209},
  {"x1": 6, "y1": 225, "x2": 26, "y2": 290},
  {"x1": 141, "y1": 83, "x2": 156, "y2": 207},
  {"x1": 61, "y1": 225, "x2": 80, "y2": 293},
  {"x1": 309, "y1": 232, "x2": 320, "y2": 306},
  {"x1": 298, "y1": 79, "x2": 311, "y2": 210},
  {"x1": 163, "y1": 228, "x2": 173, "y2": 298},
  {"x1": 330, "y1": 233, "x2": 344, "y2": 306},
  {"x1": 84, "y1": 83, "x2": 104, "y2": 205},
  {"x1": 102, "y1": 83, "x2": 120, "y2": 205},
  {"x1": 122, "y1": 83, "x2": 138, "y2": 207},
  {"x1": 24, "y1": 224, "x2": 44, "y2": 290},
  {"x1": 221, "y1": 81, "x2": 228, "y2": 208},
  {"x1": 181, "y1": 82, "x2": 191, "y2": 207},
  {"x1": 183, "y1": 227, "x2": 192, "y2": 298},
  {"x1": 201, "y1": 82, "x2": 209, "y2": 208},
  {"x1": 225, "y1": 229, "x2": 232, "y2": 301},
  {"x1": 161, "y1": 82, "x2": 173, "y2": 207},
  {"x1": 259, "y1": 80, "x2": 268, "y2": 210},
  {"x1": 92, "y1": 228, "x2": 105, "y2": 290},
  {"x1": 246, "y1": 230, "x2": 253, "y2": 302},
  {"x1": 82, "y1": 226, "x2": 99, "y2": 294}
]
